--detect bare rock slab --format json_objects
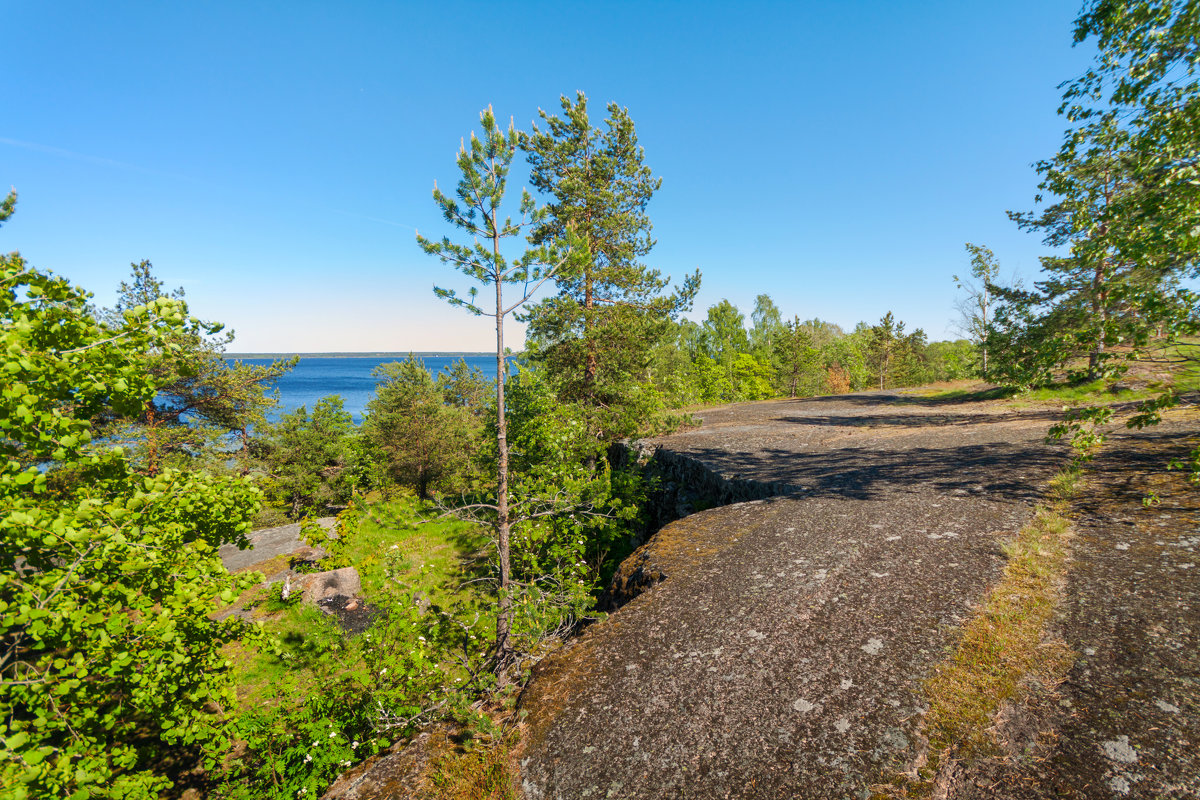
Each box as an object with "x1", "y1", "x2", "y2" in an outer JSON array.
[
  {"x1": 518, "y1": 490, "x2": 1029, "y2": 799},
  {"x1": 219, "y1": 516, "x2": 336, "y2": 573}
]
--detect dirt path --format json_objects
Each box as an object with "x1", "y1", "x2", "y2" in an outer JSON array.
[{"x1": 517, "y1": 390, "x2": 1069, "y2": 799}]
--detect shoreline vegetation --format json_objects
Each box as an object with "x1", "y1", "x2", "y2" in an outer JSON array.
[{"x1": 224, "y1": 351, "x2": 516, "y2": 359}]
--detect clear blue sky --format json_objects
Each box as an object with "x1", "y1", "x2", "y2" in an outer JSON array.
[{"x1": 5, "y1": 0, "x2": 1093, "y2": 352}]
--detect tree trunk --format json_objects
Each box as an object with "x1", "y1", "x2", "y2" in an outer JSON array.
[{"x1": 493, "y1": 232, "x2": 513, "y2": 671}]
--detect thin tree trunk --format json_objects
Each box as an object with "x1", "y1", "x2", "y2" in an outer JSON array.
[
  {"x1": 493, "y1": 227, "x2": 513, "y2": 670},
  {"x1": 1090, "y1": 260, "x2": 1108, "y2": 380},
  {"x1": 981, "y1": 289, "x2": 989, "y2": 377}
]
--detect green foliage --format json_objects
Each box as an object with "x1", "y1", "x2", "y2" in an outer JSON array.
[
  {"x1": 954, "y1": 243, "x2": 1000, "y2": 375},
  {"x1": 100, "y1": 260, "x2": 296, "y2": 475},
  {"x1": 864, "y1": 312, "x2": 929, "y2": 389},
  {"x1": 256, "y1": 396, "x2": 357, "y2": 519},
  {"x1": 418, "y1": 105, "x2": 570, "y2": 668},
  {"x1": 0, "y1": 193, "x2": 262, "y2": 799},
  {"x1": 749, "y1": 294, "x2": 785, "y2": 362},
  {"x1": 700, "y1": 299, "x2": 751, "y2": 367},
  {"x1": 219, "y1": 583, "x2": 484, "y2": 800},
  {"x1": 363, "y1": 355, "x2": 483, "y2": 499},
  {"x1": 495, "y1": 369, "x2": 644, "y2": 650},
  {"x1": 773, "y1": 317, "x2": 820, "y2": 397},
  {"x1": 924, "y1": 339, "x2": 980, "y2": 382},
  {"x1": 521, "y1": 92, "x2": 699, "y2": 444},
  {"x1": 729, "y1": 353, "x2": 773, "y2": 400},
  {"x1": 990, "y1": 1, "x2": 1200, "y2": 478}
]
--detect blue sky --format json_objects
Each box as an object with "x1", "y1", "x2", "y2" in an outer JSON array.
[{"x1": 5, "y1": 0, "x2": 1093, "y2": 352}]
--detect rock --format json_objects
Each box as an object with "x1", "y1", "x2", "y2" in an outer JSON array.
[
  {"x1": 295, "y1": 567, "x2": 361, "y2": 603},
  {"x1": 517, "y1": 390, "x2": 1056, "y2": 799},
  {"x1": 290, "y1": 544, "x2": 329, "y2": 569},
  {"x1": 321, "y1": 725, "x2": 455, "y2": 800}
]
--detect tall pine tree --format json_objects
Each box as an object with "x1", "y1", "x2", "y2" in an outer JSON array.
[
  {"x1": 521, "y1": 93, "x2": 699, "y2": 444},
  {"x1": 417, "y1": 107, "x2": 567, "y2": 670}
]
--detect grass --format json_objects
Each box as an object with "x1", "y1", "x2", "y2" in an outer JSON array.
[
  {"x1": 417, "y1": 727, "x2": 520, "y2": 800},
  {"x1": 1164, "y1": 340, "x2": 1200, "y2": 393},
  {"x1": 907, "y1": 384, "x2": 1014, "y2": 403},
  {"x1": 333, "y1": 496, "x2": 490, "y2": 601},
  {"x1": 226, "y1": 495, "x2": 491, "y2": 705},
  {"x1": 1012, "y1": 378, "x2": 1155, "y2": 406},
  {"x1": 877, "y1": 470, "x2": 1080, "y2": 798}
]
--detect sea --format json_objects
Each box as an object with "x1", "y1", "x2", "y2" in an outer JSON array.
[{"x1": 226, "y1": 353, "x2": 511, "y2": 424}]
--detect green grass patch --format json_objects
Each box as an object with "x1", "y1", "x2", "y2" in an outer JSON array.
[
  {"x1": 229, "y1": 496, "x2": 490, "y2": 706},
  {"x1": 1165, "y1": 341, "x2": 1200, "y2": 393},
  {"x1": 333, "y1": 496, "x2": 491, "y2": 601},
  {"x1": 1010, "y1": 378, "x2": 1154, "y2": 407},
  {"x1": 881, "y1": 479, "x2": 1078, "y2": 798},
  {"x1": 908, "y1": 385, "x2": 1014, "y2": 403}
]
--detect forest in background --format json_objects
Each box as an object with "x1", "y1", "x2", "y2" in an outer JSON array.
[{"x1": 3, "y1": 0, "x2": 1197, "y2": 797}]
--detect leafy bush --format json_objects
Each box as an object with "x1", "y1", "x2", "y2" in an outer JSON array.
[{"x1": 1, "y1": 196, "x2": 262, "y2": 799}]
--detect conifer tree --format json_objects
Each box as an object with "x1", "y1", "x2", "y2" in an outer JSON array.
[
  {"x1": 867, "y1": 312, "x2": 903, "y2": 390},
  {"x1": 99, "y1": 260, "x2": 295, "y2": 474},
  {"x1": 773, "y1": 317, "x2": 820, "y2": 397},
  {"x1": 521, "y1": 93, "x2": 699, "y2": 443},
  {"x1": 417, "y1": 107, "x2": 567, "y2": 669}
]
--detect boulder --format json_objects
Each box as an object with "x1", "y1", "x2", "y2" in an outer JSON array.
[{"x1": 294, "y1": 566, "x2": 361, "y2": 603}]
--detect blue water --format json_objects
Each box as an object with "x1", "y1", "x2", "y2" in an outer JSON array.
[{"x1": 228, "y1": 354, "x2": 509, "y2": 424}]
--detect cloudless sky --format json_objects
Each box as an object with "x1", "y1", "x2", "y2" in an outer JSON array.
[{"x1": 5, "y1": 0, "x2": 1095, "y2": 352}]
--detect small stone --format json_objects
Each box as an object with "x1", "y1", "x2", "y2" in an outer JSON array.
[
  {"x1": 840, "y1": 679, "x2": 854, "y2": 690},
  {"x1": 834, "y1": 717, "x2": 851, "y2": 733},
  {"x1": 793, "y1": 698, "x2": 816, "y2": 713},
  {"x1": 1110, "y1": 775, "x2": 1131, "y2": 795},
  {"x1": 861, "y1": 638, "x2": 884, "y2": 655},
  {"x1": 1155, "y1": 699, "x2": 1181, "y2": 714},
  {"x1": 1115, "y1": 543, "x2": 1130, "y2": 550}
]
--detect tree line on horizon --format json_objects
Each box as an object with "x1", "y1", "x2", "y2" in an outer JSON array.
[{"x1": 3, "y1": 1, "x2": 1197, "y2": 796}]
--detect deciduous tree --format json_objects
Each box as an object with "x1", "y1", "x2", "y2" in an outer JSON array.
[
  {"x1": 0, "y1": 193, "x2": 260, "y2": 799},
  {"x1": 954, "y1": 243, "x2": 1000, "y2": 375}
]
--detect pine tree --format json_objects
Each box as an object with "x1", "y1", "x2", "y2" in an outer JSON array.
[
  {"x1": 867, "y1": 312, "x2": 904, "y2": 390},
  {"x1": 417, "y1": 107, "x2": 567, "y2": 669},
  {"x1": 521, "y1": 93, "x2": 699, "y2": 443},
  {"x1": 773, "y1": 317, "x2": 820, "y2": 397},
  {"x1": 99, "y1": 260, "x2": 295, "y2": 475}
]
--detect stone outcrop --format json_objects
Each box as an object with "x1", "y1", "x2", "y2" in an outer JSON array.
[
  {"x1": 321, "y1": 725, "x2": 456, "y2": 800},
  {"x1": 516, "y1": 390, "x2": 1064, "y2": 799}
]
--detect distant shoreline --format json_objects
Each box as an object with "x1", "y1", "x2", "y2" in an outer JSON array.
[{"x1": 224, "y1": 351, "x2": 519, "y2": 359}]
